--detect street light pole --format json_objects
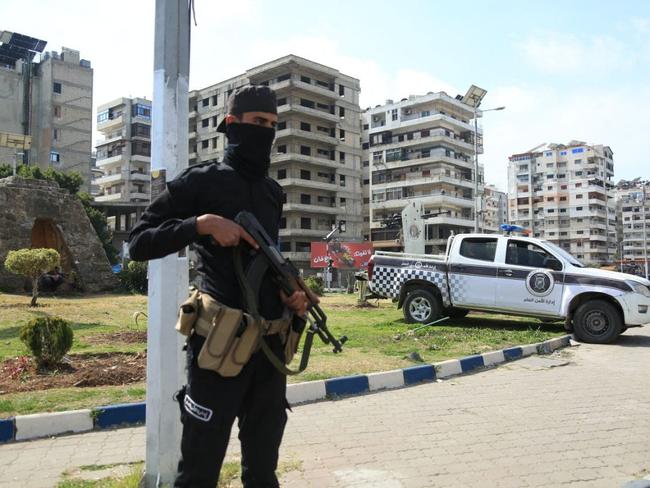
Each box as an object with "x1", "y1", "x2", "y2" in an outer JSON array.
[
  {"x1": 473, "y1": 106, "x2": 505, "y2": 233},
  {"x1": 642, "y1": 182, "x2": 648, "y2": 280}
]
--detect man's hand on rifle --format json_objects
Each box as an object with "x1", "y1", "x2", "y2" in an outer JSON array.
[
  {"x1": 280, "y1": 290, "x2": 310, "y2": 317},
  {"x1": 196, "y1": 214, "x2": 259, "y2": 249}
]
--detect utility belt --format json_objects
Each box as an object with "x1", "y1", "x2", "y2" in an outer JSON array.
[{"x1": 175, "y1": 288, "x2": 299, "y2": 377}]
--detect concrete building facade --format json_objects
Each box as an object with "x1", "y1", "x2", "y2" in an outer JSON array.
[
  {"x1": 0, "y1": 37, "x2": 93, "y2": 190},
  {"x1": 507, "y1": 141, "x2": 616, "y2": 265},
  {"x1": 94, "y1": 97, "x2": 151, "y2": 203},
  {"x1": 615, "y1": 179, "x2": 649, "y2": 274},
  {"x1": 187, "y1": 55, "x2": 363, "y2": 271},
  {"x1": 364, "y1": 91, "x2": 483, "y2": 253},
  {"x1": 482, "y1": 184, "x2": 508, "y2": 231}
]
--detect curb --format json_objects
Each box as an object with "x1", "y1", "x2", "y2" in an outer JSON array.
[{"x1": 0, "y1": 334, "x2": 572, "y2": 443}]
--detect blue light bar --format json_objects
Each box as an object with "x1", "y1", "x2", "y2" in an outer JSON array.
[{"x1": 500, "y1": 224, "x2": 528, "y2": 233}]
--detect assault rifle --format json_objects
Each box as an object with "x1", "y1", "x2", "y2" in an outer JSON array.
[{"x1": 234, "y1": 211, "x2": 347, "y2": 374}]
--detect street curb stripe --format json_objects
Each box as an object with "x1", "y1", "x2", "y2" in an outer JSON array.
[
  {"x1": 94, "y1": 402, "x2": 146, "y2": 429},
  {"x1": 325, "y1": 375, "x2": 369, "y2": 397},
  {"x1": 503, "y1": 346, "x2": 523, "y2": 360},
  {"x1": 0, "y1": 334, "x2": 573, "y2": 443},
  {"x1": 460, "y1": 354, "x2": 485, "y2": 373},
  {"x1": 15, "y1": 409, "x2": 93, "y2": 441},
  {"x1": 403, "y1": 364, "x2": 436, "y2": 384},
  {"x1": 0, "y1": 418, "x2": 14, "y2": 443}
]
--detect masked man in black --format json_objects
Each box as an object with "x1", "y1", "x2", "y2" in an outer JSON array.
[{"x1": 128, "y1": 85, "x2": 308, "y2": 488}]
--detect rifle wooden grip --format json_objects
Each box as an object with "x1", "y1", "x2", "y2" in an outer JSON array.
[{"x1": 296, "y1": 276, "x2": 320, "y2": 305}]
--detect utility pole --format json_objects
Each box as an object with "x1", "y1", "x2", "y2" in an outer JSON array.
[{"x1": 144, "y1": 1, "x2": 190, "y2": 486}]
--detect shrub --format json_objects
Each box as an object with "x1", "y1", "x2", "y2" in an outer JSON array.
[
  {"x1": 20, "y1": 316, "x2": 74, "y2": 368},
  {"x1": 304, "y1": 276, "x2": 325, "y2": 296},
  {"x1": 119, "y1": 260, "x2": 148, "y2": 294},
  {"x1": 5, "y1": 248, "x2": 60, "y2": 306}
]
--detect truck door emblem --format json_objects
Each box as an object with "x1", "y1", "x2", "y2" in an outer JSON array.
[{"x1": 526, "y1": 270, "x2": 554, "y2": 297}]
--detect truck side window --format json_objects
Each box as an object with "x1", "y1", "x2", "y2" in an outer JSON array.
[
  {"x1": 506, "y1": 241, "x2": 562, "y2": 271},
  {"x1": 459, "y1": 238, "x2": 498, "y2": 262}
]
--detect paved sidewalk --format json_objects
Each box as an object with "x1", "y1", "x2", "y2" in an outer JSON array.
[{"x1": 2, "y1": 328, "x2": 650, "y2": 487}]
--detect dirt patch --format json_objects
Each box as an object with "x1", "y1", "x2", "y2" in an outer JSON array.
[
  {"x1": 82, "y1": 331, "x2": 147, "y2": 345},
  {"x1": 0, "y1": 352, "x2": 146, "y2": 394}
]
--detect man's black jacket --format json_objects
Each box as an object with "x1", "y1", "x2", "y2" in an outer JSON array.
[{"x1": 128, "y1": 158, "x2": 285, "y2": 320}]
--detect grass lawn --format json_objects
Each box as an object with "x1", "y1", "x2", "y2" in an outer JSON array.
[{"x1": 0, "y1": 291, "x2": 565, "y2": 416}]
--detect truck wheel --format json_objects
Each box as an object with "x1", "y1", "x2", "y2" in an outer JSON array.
[
  {"x1": 403, "y1": 289, "x2": 441, "y2": 324},
  {"x1": 573, "y1": 300, "x2": 622, "y2": 344},
  {"x1": 445, "y1": 308, "x2": 469, "y2": 319}
]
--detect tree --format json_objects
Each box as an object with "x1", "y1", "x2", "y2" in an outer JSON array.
[
  {"x1": 78, "y1": 192, "x2": 119, "y2": 264},
  {"x1": 5, "y1": 248, "x2": 60, "y2": 306}
]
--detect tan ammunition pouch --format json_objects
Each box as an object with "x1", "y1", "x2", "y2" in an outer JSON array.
[{"x1": 175, "y1": 289, "x2": 291, "y2": 377}]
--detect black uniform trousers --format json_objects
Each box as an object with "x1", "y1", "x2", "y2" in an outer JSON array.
[{"x1": 174, "y1": 332, "x2": 288, "y2": 488}]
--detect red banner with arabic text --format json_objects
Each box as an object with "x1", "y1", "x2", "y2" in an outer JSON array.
[{"x1": 310, "y1": 242, "x2": 373, "y2": 269}]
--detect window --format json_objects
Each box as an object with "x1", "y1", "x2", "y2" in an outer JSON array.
[
  {"x1": 132, "y1": 104, "x2": 151, "y2": 118},
  {"x1": 300, "y1": 98, "x2": 315, "y2": 109},
  {"x1": 279, "y1": 218, "x2": 286, "y2": 229},
  {"x1": 279, "y1": 241, "x2": 291, "y2": 252},
  {"x1": 52, "y1": 128, "x2": 59, "y2": 141},
  {"x1": 576, "y1": 194, "x2": 583, "y2": 199},
  {"x1": 301, "y1": 75, "x2": 311, "y2": 83},
  {"x1": 339, "y1": 107, "x2": 345, "y2": 118},
  {"x1": 277, "y1": 73, "x2": 290, "y2": 82},
  {"x1": 277, "y1": 145, "x2": 287, "y2": 154},
  {"x1": 50, "y1": 151, "x2": 60, "y2": 163},
  {"x1": 212, "y1": 95, "x2": 218, "y2": 105},
  {"x1": 277, "y1": 121, "x2": 287, "y2": 130},
  {"x1": 300, "y1": 122, "x2": 311, "y2": 131},
  {"x1": 202, "y1": 98, "x2": 209, "y2": 107},
  {"x1": 459, "y1": 238, "x2": 498, "y2": 262},
  {"x1": 339, "y1": 84, "x2": 345, "y2": 96},
  {"x1": 506, "y1": 240, "x2": 562, "y2": 270},
  {"x1": 53, "y1": 82, "x2": 62, "y2": 94},
  {"x1": 300, "y1": 146, "x2": 311, "y2": 156},
  {"x1": 300, "y1": 218, "x2": 311, "y2": 229},
  {"x1": 53, "y1": 105, "x2": 61, "y2": 118},
  {"x1": 300, "y1": 169, "x2": 311, "y2": 180},
  {"x1": 300, "y1": 194, "x2": 311, "y2": 204},
  {"x1": 202, "y1": 118, "x2": 209, "y2": 128},
  {"x1": 132, "y1": 123, "x2": 150, "y2": 138},
  {"x1": 339, "y1": 151, "x2": 345, "y2": 162},
  {"x1": 391, "y1": 109, "x2": 398, "y2": 121},
  {"x1": 296, "y1": 242, "x2": 310, "y2": 252},
  {"x1": 339, "y1": 174, "x2": 346, "y2": 187},
  {"x1": 277, "y1": 169, "x2": 286, "y2": 179},
  {"x1": 202, "y1": 140, "x2": 209, "y2": 149},
  {"x1": 277, "y1": 97, "x2": 287, "y2": 106},
  {"x1": 576, "y1": 182, "x2": 582, "y2": 187},
  {"x1": 132, "y1": 141, "x2": 151, "y2": 156},
  {"x1": 339, "y1": 129, "x2": 345, "y2": 141}
]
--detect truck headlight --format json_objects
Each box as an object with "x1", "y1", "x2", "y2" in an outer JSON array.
[{"x1": 627, "y1": 281, "x2": 650, "y2": 298}]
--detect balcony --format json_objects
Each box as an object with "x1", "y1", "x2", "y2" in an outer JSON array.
[
  {"x1": 277, "y1": 103, "x2": 339, "y2": 123},
  {"x1": 96, "y1": 153, "x2": 125, "y2": 168},
  {"x1": 95, "y1": 130, "x2": 126, "y2": 147},
  {"x1": 372, "y1": 193, "x2": 474, "y2": 210},
  {"x1": 279, "y1": 228, "x2": 333, "y2": 238},
  {"x1": 396, "y1": 112, "x2": 476, "y2": 133},
  {"x1": 283, "y1": 252, "x2": 311, "y2": 263},
  {"x1": 277, "y1": 177, "x2": 338, "y2": 192},
  {"x1": 372, "y1": 174, "x2": 474, "y2": 191},
  {"x1": 93, "y1": 173, "x2": 124, "y2": 186},
  {"x1": 283, "y1": 202, "x2": 339, "y2": 215},
  {"x1": 272, "y1": 153, "x2": 339, "y2": 169},
  {"x1": 275, "y1": 128, "x2": 339, "y2": 146},
  {"x1": 94, "y1": 192, "x2": 124, "y2": 202},
  {"x1": 371, "y1": 130, "x2": 477, "y2": 153},
  {"x1": 97, "y1": 114, "x2": 124, "y2": 131},
  {"x1": 378, "y1": 153, "x2": 474, "y2": 171},
  {"x1": 291, "y1": 79, "x2": 338, "y2": 100}
]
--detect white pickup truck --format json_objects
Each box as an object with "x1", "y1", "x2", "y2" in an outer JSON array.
[{"x1": 367, "y1": 233, "x2": 650, "y2": 343}]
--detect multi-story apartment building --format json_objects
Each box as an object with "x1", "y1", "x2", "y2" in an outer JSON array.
[
  {"x1": 0, "y1": 32, "x2": 93, "y2": 190},
  {"x1": 615, "y1": 179, "x2": 649, "y2": 274},
  {"x1": 360, "y1": 118, "x2": 371, "y2": 241},
  {"x1": 187, "y1": 55, "x2": 363, "y2": 271},
  {"x1": 364, "y1": 91, "x2": 483, "y2": 253},
  {"x1": 94, "y1": 97, "x2": 152, "y2": 203},
  {"x1": 507, "y1": 141, "x2": 616, "y2": 265},
  {"x1": 482, "y1": 184, "x2": 508, "y2": 231},
  {"x1": 92, "y1": 97, "x2": 152, "y2": 252}
]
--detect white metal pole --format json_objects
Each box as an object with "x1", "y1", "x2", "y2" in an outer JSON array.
[
  {"x1": 473, "y1": 107, "x2": 479, "y2": 233},
  {"x1": 643, "y1": 183, "x2": 648, "y2": 280},
  {"x1": 145, "y1": 1, "x2": 190, "y2": 486}
]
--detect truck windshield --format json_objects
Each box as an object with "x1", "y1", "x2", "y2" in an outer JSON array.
[{"x1": 543, "y1": 241, "x2": 584, "y2": 268}]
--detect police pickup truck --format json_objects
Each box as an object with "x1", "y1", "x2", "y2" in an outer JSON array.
[{"x1": 367, "y1": 232, "x2": 650, "y2": 343}]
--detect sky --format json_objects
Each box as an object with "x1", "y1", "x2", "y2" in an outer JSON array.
[{"x1": 2, "y1": 0, "x2": 649, "y2": 190}]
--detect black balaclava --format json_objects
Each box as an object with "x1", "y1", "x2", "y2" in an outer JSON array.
[
  {"x1": 218, "y1": 85, "x2": 278, "y2": 181},
  {"x1": 225, "y1": 123, "x2": 275, "y2": 180}
]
